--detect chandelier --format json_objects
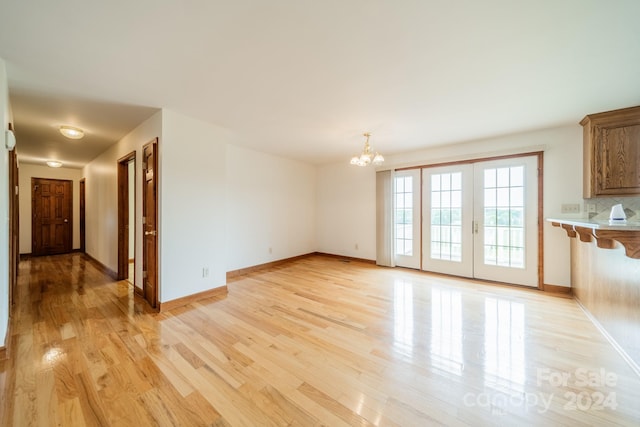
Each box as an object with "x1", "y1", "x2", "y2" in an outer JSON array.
[{"x1": 350, "y1": 132, "x2": 384, "y2": 166}]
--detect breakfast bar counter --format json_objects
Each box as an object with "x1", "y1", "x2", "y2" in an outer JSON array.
[
  {"x1": 548, "y1": 218, "x2": 640, "y2": 259},
  {"x1": 548, "y1": 217, "x2": 640, "y2": 374}
]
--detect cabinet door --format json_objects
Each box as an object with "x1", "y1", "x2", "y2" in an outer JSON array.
[
  {"x1": 595, "y1": 122, "x2": 640, "y2": 196},
  {"x1": 582, "y1": 105, "x2": 640, "y2": 198}
]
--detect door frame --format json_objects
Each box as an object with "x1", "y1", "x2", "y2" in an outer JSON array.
[
  {"x1": 117, "y1": 151, "x2": 136, "y2": 281},
  {"x1": 397, "y1": 151, "x2": 544, "y2": 289},
  {"x1": 31, "y1": 177, "x2": 73, "y2": 256}
]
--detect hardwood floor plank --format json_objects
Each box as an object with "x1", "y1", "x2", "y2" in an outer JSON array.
[
  {"x1": 57, "y1": 396, "x2": 87, "y2": 427},
  {"x1": 106, "y1": 393, "x2": 156, "y2": 426},
  {"x1": 35, "y1": 368, "x2": 57, "y2": 427},
  {"x1": 186, "y1": 362, "x2": 269, "y2": 426},
  {"x1": 148, "y1": 351, "x2": 196, "y2": 397},
  {"x1": 257, "y1": 384, "x2": 319, "y2": 426},
  {"x1": 74, "y1": 370, "x2": 110, "y2": 427},
  {"x1": 298, "y1": 382, "x2": 376, "y2": 427},
  {"x1": 184, "y1": 390, "x2": 227, "y2": 426},
  {"x1": 2, "y1": 253, "x2": 640, "y2": 425}
]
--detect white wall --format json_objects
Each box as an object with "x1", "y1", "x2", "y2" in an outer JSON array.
[
  {"x1": 317, "y1": 163, "x2": 376, "y2": 260},
  {"x1": 78, "y1": 108, "x2": 316, "y2": 303},
  {"x1": 317, "y1": 125, "x2": 583, "y2": 287},
  {"x1": 226, "y1": 145, "x2": 317, "y2": 271},
  {"x1": 159, "y1": 109, "x2": 228, "y2": 301},
  {"x1": 82, "y1": 111, "x2": 162, "y2": 287},
  {"x1": 18, "y1": 164, "x2": 83, "y2": 254},
  {"x1": 0, "y1": 58, "x2": 9, "y2": 347}
]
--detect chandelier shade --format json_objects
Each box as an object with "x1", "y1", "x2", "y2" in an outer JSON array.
[{"x1": 350, "y1": 132, "x2": 384, "y2": 167}]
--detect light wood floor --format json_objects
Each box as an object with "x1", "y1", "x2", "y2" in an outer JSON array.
[{"x1": 1, "y1": 254, "x2": 639, "y2": 426}]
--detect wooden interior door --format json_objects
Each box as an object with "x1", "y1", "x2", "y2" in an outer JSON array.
[
  {"x1": 79, "y1": 178, "x2": 85, "y2": 253},
  {"x1": 142, "y1": 140, "x2": 158, "y2": 308},
  {"x1": 9, "y1": 146, "x2": 19, "y2": 307},
  {"x1": 32, "y1": 178, "x2": 73, "y2": 256}
]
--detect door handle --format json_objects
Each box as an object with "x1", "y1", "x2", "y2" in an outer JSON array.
[
  {"x1": 64, "y1": 219, "x2": 69, "y2": 223},
  {"x1": 145, "y1": 230, "x2": 157, "y2": 236}
]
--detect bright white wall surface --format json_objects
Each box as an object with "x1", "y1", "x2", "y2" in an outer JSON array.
[
  {"x1": 317, "y1": 163, "x2": 376, "y2": 260},
  {"x1": 160, "y1": 109, "x2": 228, "y2": 302},
  {"x1": 0, "y1": 58, "x2": 9, "y2": 347},
  {"x1": 226, "y1": 145, "x2": 317, "y2": 272},
  {"x1": 82, "y1": 111, "x2": 161, "y2": 288},
  {"x1": 317, "y1": 125, "x2": 582, "y2": 287},
  {"x1": 18, "y1": 164, "x2": 82, "y2": 253}
]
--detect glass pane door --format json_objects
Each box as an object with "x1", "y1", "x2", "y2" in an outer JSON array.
[
  {"x1": 394, "y1": 169, "x2": 420, "y2": 269},
  {"x1": 420, "y1": 156, "x2": 539, "y2": 287},
  {"x1": 422, "y1": 165, "x2": 473, "y2": 277},
  {"x1": 473, "y1": 156, "x2": 538, "y2": 287}
]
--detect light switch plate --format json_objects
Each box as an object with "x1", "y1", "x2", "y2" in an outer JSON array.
[{"x1": 561, "y1": 203, "x2": 581, "y2": 214}]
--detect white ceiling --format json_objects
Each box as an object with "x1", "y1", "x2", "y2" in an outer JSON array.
[{"x1": 1, "y1": 0, "x2": 639, "y2": 168}]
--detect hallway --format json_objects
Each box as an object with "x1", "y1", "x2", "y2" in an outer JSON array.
[{"x1": 1, "y1": 253, "x2": 640, "y2": 426}]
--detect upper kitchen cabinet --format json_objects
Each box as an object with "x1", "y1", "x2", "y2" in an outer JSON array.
[{"x1": 581, "y1": 106, "x2": 640, "y2": 198}]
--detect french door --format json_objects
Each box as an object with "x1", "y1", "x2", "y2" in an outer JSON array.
[
  {"x1": 422, "y1": 164, "x2": 474, "y2": 277},
  {"x1": 394, "y1": 169, "x2": 421, "y2": 269},
  {"x1": 420, "y1": 155, "x2": 539, "y2": 287},
  {"x1": 472, "y1": 157, "x2": 538, "y2": 286}
]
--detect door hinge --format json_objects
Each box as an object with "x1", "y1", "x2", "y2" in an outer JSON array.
[
  {"x1": 143, "y1": 271, "x2": 147, "y2": 279},
  {"x1": 142, "y1": 216, "x2": 146, "y2": 225}
]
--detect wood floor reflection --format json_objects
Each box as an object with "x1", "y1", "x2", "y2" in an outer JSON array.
[{"x1": 1, "y1": 253, "x2": 639, "y2": 426}]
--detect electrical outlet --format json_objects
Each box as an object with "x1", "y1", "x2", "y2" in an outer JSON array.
[
  {"x1": 561, "y1": 203, "x2": 581, "y2": 214},
  {"x1": 586, "y1": 203, "x2": 597, "y2": 213},
  {"x1": 202, "y1": 267, "x2": 209, "y2": 278},
  {"x1": 355, "y1": 243, "x2": 359, "y2": 250},
  {"x1": 269, "y1": 247, "x2": 273, "y2": 254}
]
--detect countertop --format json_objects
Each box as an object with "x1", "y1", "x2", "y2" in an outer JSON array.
[{"x1": 546, "y1": 217, "x2": 640, "y2": 231}]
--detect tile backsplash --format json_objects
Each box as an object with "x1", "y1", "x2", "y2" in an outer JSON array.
[{"x1": 585, "y1": 197, "x2": 640, "y2": 220}]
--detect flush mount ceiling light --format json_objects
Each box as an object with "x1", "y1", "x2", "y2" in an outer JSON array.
[
  {"x1": 59, "y1": 125, "x2": 84, "y2": 139},
  {"x1": 46, "y1": 160, "x2": 63, "y2": 168},
  {"x1": 350, "y1": 132, "x2": 384, "y2": 167}
]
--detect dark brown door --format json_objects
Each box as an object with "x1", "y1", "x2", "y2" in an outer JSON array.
[
  {"x1": 9, "y1": 145, "x2": 19, "y2": 307},
  {"x1": 32, "y1": 178, "x2": 73, "y2": 256},
  {"x1": 142, "y1": 140, "x2": 158, "y2": 308},
  {"x1": 79, "y1": 178, "x2": 86, "y2": 253}
]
